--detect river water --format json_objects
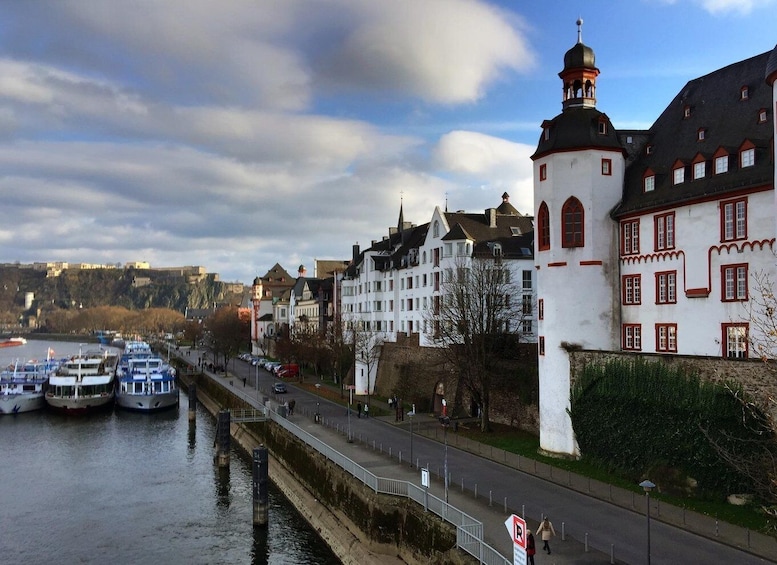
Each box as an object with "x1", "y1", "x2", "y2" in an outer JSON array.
[{"x1": 0, "y1": 339, "x2": 340, "y2": 565}]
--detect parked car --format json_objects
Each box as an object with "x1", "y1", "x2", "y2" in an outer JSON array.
[
  {"x1": 276, "y1": 363, "x2": 299, "y2": 378},
  {"x1": 251, "y1": 357, "x2": 266, "y2": 366},
  {"x1": 265, "y1": 362, "x2": 281, "y2": 374},
  {"x1": 273, "y1": 382, "x2": 287, "y2": 394}
]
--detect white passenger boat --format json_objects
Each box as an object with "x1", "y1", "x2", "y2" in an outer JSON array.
[
  {"x1": 45, "y1": 349, "x2": 118, "y2": 414},
  {"x1": 0, "y1": 356, "x2": 61, "y2": 414},
  {"x1": 115, "y1": 341, "x2": 178, "y2": 412}
]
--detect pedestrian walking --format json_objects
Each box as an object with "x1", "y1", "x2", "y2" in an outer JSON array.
[
  {"x1": 288, "y1": 399, "x2": 295, "y2": 415},
  {"x1": 363, "y1": 403, "x2": 369, "y2": 418},
  {"x1": 536, "y1": 517, "x2": 556, "y2": 555},
  {"x1": 357, "y1": 401, "x2": 362, "y2": 418},
  {"x1": 526, "y1": 532, "x2": 536, "y2": 565},
  {"x1": 243, "y1": 377, "x2": 247, "y2": 387}
]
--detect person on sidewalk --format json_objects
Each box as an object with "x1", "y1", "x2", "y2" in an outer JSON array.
[
  {"x1": 526, "y1": 532, "x2": 536, "y2": 565},
  {"x1": 363, "y1": 403, "x2": 369, "y2": 418},
  {"x1": 536, "y1": 517, "x2": 556, "y2": 554},
  {"x1": 357, "y1": 401, "x2": 362, "y2": 418}
]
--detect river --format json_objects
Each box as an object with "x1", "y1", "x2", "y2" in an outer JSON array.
[{"x1": 0, "y1": 339, "x2": 340, "y2": 565}]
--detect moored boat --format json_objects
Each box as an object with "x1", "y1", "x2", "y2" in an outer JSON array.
[
  {"x1": 46, "y1": 349, "x2": 118, "y2": 414},
  {"x1": 0, "y1": 337, "x2": 27, "y2": 348},
  {"x1": 115, "y1": 353, "x2": 178, "y2": 412},
  {"x1": 0, "y1": 355, "x2": 61, "y2": 414}
]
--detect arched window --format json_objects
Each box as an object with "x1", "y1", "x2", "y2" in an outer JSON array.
[
  {"x1": 433, "y1": 221, "x2": 440, "y2": 238},
  {"x1": 537, "y1": 202, "x2": 550, "y2": 251},
  {"x1": 561, "y1": 197, "x2": 584, "y2": 248}
]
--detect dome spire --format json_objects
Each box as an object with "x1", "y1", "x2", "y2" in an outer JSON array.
[{"x1": 559, "y1": 18, "x2": 599, "y2": 110}]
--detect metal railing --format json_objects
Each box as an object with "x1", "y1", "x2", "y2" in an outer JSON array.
[{"x1": 268, "y1": 406, "x2": 510, "y2": 565}]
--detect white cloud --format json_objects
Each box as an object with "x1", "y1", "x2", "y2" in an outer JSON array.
[{"x1": 432, "y1": 130, "x2": 534, "y2": 213}]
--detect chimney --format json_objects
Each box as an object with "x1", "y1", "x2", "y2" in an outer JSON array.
[
  {"x1": 352, "y1": 244, "x2": 360, "y2": 263},
  {"x1": 486, "y1": 208, "x2": 497, "y2": 228}
]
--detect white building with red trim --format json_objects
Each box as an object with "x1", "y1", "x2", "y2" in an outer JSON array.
[{"x1": 533, "y1": 21, "x2": 777, "y2": 456}]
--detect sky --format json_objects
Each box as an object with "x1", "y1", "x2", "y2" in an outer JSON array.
[{"x1": 0, "y1": 0, "x2": 775, "y2": 285}]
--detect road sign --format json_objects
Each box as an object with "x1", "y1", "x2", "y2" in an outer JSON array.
[{"x1": 504, "y1": 514, "x2": 527, "y2": 565}]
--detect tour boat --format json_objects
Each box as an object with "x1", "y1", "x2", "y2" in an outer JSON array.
[
  {"x1": 0, "y1": 355, "x2": 61, "y2": 414},
  {"x1": 46, "y1": 349, "x2": 118, "y2": 414},
  {"x1": 115, "y1": 351, "x2": 178, "y2": 412},
  {"x1": 0, "y1": 337, "x2": 27, "y2": 348}
]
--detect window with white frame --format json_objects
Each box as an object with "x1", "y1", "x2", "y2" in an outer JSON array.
[
  {"x1": 644, "y1": 175, "x2": 655, "y2": 192},
  {"x1": 722, "y1": 264, "x2": 748, "y2": 301},
  {"x1": 721, "y1": 198, "x2": 746, "y2": 241},
  {"x1": 444, "y1": 243, "x2": 452, "y2": 257},
  {"x1": 715, "y1": 155, "x2": 729, "y2": 174},
  {"x1": 654, "y1": 213, "x2": 675, "y2": 250},
  {"x1": 656, "y1": 271, "x2": 677, "y2": 304},
  {"x1": 740, "y1": 148, "x2": 755, "y2": 168},
  {"x1": 522, "y1": 295, "x2": 532, "y2": 316},
  {"x1": 673, "y1": 167, "x2": 684, "y2": 185},
  {"x1": 656, "y1": 324, "x2": 677, "y2": 352},
  {"x1": 623, "y1": 274, "x2": 641, "y2": 305},
  {"x1": 693, "y1": 161, "x2": 706, "y2": 179},
  {"x1": 623, "y1": 324, "x2": 642, "y2": 351},
  {"x1": 723, "y1": 323, "x2": 748, "y2": 359},
  {"x1": 522, "y1": 270, "x2": 532, "y2": 290},
  {"x1": 433, "y1": 221, "x2": 440, "y2": 238},
  {"x1": 621, "y1": 220, "x2": 639, "y2": 255}
]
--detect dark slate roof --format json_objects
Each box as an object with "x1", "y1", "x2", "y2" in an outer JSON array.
[
  {"x1": 441, "y1": 223, "x2": 474, "y2": 242},
  {"x1": 766, "y1": 44, "x2": 777, "y2": 84},
  {"x1": 614, "y1": 50, "x2": 774, "y2": 217},
  {"x1": 531, "y1": 107, "x2": 624, "y2": 160},
  {"x1": 442, "y1": 210, "x2": 534, "y2": 242}
]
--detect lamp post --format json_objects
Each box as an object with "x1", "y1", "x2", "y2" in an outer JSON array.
[
  {"x1": 440, "y1": 413, "x2": 450, "y2": 503},
  {"x1": 408, "y1": 404, "x2": 416, "y2": 468},
  {"x1": 639, "y1": 479, "x2": 655, "y2": 565}
]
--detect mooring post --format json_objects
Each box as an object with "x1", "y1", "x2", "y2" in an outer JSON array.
[
  {"x1": 188, "y1": 384, "x2": 197, "y2": 421},
  {"x1": 215, "y1": 409, "x2": 231, "y2": 467},
  {"x1": 253, "y1": 446, "x2": 269, "y2": 527}
]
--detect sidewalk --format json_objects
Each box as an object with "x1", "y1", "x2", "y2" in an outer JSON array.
[{"x1": 177, "y1": 350, "x2": 776, "y2": 564}]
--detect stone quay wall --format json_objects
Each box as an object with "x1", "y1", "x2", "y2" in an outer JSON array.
[{"x1": 180, "y1": 373, "x2": 475, "y2": 565}]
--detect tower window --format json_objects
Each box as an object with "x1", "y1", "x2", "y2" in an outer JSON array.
[
  {"x1": 540, "y1": 163, "x2": 547, "y2": 181},
  {"x1": 561, "y1": 197, "x2": 584, "y2": 248},
  {"x1": 601, "y1": 158, "x2": 611, "y2": 176},
  {"x1": 598, "y1": 120, "x2": 607, "y2": 135},
  {"x1": 537, "y1": 202, "x2": 550, "y2": 251}
]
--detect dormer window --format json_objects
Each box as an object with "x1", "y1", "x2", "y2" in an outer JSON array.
[
  {"x1": 672, "y1": 160, "x2": 685, "y2": 185},
  {"x1": 697, "y1": 128, "x2": 706, "y2": 141},
  {"x1": 493, "y1": 243, "x2": 502, "y2": 257},
  {"x1": 693, "y1": 159, "x2": 706, "y2": 180},
  {"x1": 758, "y1": 109, "x2": 768, "y2": 124},
  {"x1": 645, "y1": 144, "x2": 654, "y2": 155},
  {"x1": 643, "y1": 170, "x2": 655, "y2": 192},
  {"x1": 740, "y1": 86, "x2": 749, "y2": 100},
  {"x1": 715, "y1": 155, "x2": 729, "y2": 174},
  {"x1": 598, "y1": 119, "x2": 607, "y2": 135},
  {"x1": 741, "y1": 147, "x2": 755, "y2": 168},
  {"x1": 683, "y1": 105, "x2": 691, "y2": 119},
  {"x1": 543, "y1": 126, "x2": 551, "y2": 141}
]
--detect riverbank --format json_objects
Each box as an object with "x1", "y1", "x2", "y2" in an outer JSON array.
[{"x1": 178, "y1": 371, "x2": 465, "y2": 565}]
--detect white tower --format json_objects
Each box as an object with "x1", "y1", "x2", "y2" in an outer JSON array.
[{"x1": 531, "y1": 20, "x2": 625, "y2": 457}]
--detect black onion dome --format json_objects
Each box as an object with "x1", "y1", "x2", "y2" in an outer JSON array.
[
  {"x1": 563, "y1": 42, "x2": 596, "y2": 71},
  {"x1": 531, "y1": 108, "x2": 622, "y2": 160},
  {"x1": 253, "y1": 276, "x2": 261, "y2": 285}
]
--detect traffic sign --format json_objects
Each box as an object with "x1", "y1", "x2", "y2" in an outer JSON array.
[{"x1": 504, "y1": 514, "x2": 527, "y2": 565}]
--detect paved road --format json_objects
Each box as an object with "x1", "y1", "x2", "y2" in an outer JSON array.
[{"x1": 185, "y1": 350, "x2": 775, "y2": 565}]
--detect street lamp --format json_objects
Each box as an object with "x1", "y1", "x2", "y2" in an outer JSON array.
[
  {"x1": 408, "y1": 404, "x2": 416, "y2": 468},
  {"x1": 639, "y1": 479, "x2": 655, "y2": 565},
  {"x1": 440, "y1": 414, "x2": 450, "y2": 503}
]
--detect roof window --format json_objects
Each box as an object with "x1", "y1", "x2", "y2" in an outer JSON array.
[
  {"x1": 683, "y1": 105, "x2": 691, "y2": 119},
  {"x1": 697, "y1": 128, "x2": 706, "y2": 141},
  {"x1": 758, "y1": 109, "x2": 768, "y2": 124},
  {"x1": 740, "y1": 86, "x2": 749, "y2": 100}
]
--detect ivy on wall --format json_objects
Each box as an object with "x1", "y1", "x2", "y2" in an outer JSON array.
[{"x1": 569, "y1": 358, "x2": 771, "y2": 496}]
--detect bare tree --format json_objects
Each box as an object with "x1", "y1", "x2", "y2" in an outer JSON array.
[
  {"x1": 203, "y1": 306, "x2": 249, "y2": 370},
  {"x1": 427, "y1": 254, "x2": 525, "y2": 432},
  {"x1": 348, "y1": 317, "x2": 385, "y2": 411}
]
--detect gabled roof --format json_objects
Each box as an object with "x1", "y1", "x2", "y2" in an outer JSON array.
[{"x1": 615, "y1": 50, "x2": 774, "y2": 217}]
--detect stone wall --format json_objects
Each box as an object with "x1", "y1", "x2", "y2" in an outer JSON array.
[
  {"x1": 181, "y1": 373, "x2": 475, "y2": 565},
  {"x1": 568, "y1": 349, "x2": 777, "y2": 417}
]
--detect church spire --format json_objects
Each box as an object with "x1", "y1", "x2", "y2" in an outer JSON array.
[{"x1": 397, "y1": 192, "x2": 404, "y2": 232}]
